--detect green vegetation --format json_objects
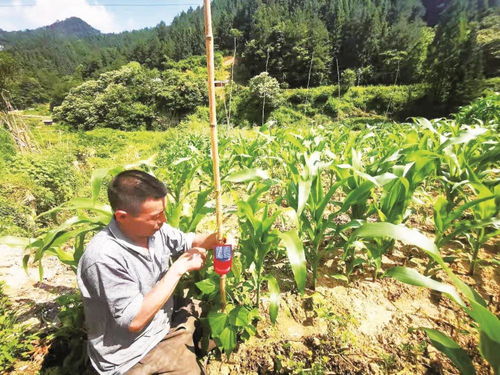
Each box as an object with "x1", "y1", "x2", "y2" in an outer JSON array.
[
  {"x1": 53, "y1": 62, "x2": 208, "y2": 130},
  {"x1": 0, "y1": 282, "x2": 38, "y2": 372}
]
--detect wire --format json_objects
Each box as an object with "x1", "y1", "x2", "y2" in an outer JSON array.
[{"x1": 0, "y1": 2, "x2": 200, "y2": 6}]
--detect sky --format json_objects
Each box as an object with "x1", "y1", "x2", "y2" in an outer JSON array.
[{"x1": 0, "y1": 0, "x2": 204, "y2": 33}]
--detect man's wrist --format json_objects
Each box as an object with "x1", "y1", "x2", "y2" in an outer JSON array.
[{"x1": 168, "y1": 261, "x2": 186, "y2": 279}]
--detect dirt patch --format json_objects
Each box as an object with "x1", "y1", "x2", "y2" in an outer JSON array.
[{"x1": 206, "y1": 275, "x2": 495, "y2": 374}]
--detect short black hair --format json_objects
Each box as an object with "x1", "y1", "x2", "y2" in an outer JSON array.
[{"x1": 108, "y1": 170, "x2": 168, "y2": 215}]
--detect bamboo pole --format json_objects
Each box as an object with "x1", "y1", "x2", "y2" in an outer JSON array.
[{"x1": 203, "y1": 0, "x2": 226, "y2": 310}]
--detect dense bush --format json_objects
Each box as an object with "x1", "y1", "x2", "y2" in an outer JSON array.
[
  {"x1": 0, "y1": 282, "x2": 38, "y2": 372},
  {"x1": 155, "y1": 69, "x2": 208, "y2": 115},
  {"x1": 249, "y1": 73, "x2": 283, "y2": 108},
  {"x1": 323, "y1": 97, "x2": 362, "y2": 119},
  {"x1": 39, "y1": 293, "x2": 89, "y2": 375},
  {"x1": 342, "y1": 84, "x2": 429, "y2": 119},
  {"x1": 163, "y1": 52, "x2": 223, "y2": 72},
  {"x1": 230, "y1": 73, "x2": 284, "y2": 126},
  {"x1": 281, "y1": 84, "x2": 432, "y2": 120},
  {"x1": 0, "y1": 193, "x2": 35, "y2": 236},
  {"x1": 455, "y1": 93, "x2": 500, "y2": 126},
  {"x1": 14, "y1": 153, "x2": 77, "y2": 214},
  {"x1": 484, "y1": 77, "x2": 500, "y2": 93},
  {"x1": 54, "y1": 63, "x2": 157, "y2": 130},
  {"x1": 0, "y1": 127, "x2": 16, "y2": 168},
  {"x1": 268, "y1": 106, "x2": 311, "y2": 126},
  {"x1": 285, "y1": 86, "x2": 335, "y2": 106},
  {"x1": 10, "y1": 76, "x2": 50, "y2": 109},
  {"x1": 0, "y1": 132, "x2": 37, "y2": 235},
  {"x1": 340, "y1": 69, "x2": 357, "y2": 92},
  {"x1": 54, "y1": 62, "x2": 208, "y2": 131}
]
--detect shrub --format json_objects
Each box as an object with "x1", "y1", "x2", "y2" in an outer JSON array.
[
  {"x1": 269, "y1": 106, "x2": 310, "y2": 126},
  {"x1": 343, "y1": 84, "x2": 428, "y2": 119},
  {"x1": 249, "y1": 72, "x2": 283, "y2": 108},
  {"x1": 178, "y1": 106, "x2": 210, "y2": 132},
  {"x1": 340, "y1": 69, "x2": 357, "y2": 92},
  {"x1": 455, "y1": 93, "x2": 500, "y2": 126},
  {"x1": 13, "y1": 153, "x2": 77, "y2": 214},
  {"x1": 155, "y1": 69, "x2": 208, "y2": 115},
  {"x1": 285, "y1": 86, "x2": 335, "y2": 105},
  {"x1": 0, "y1": 282, "x2": 38, "y2": 372},
  {"x1": 0, "y1": 127, "x2": 16, "y2": 168},
  {"x1": 54, "y1": 62, "x2": 208, "y2": 131},
  {"x1": 323, "y1": 97, "x2": 361, "y2": 119},
  {"x1": 0, "y1": 193, "x2": 35, "y2": 236},
  {"x1": 54, "y1": 63, "x2": 157, "y2": 130},
  {"x1": 483, "y1": 77, "x2": 500, "y2": 94},
  {"x1": 39, "y1": 293, "x2": 89, "y2": 375},
  {"x1": 232, "y1": 73, "x2": 284, "y2": 125}
]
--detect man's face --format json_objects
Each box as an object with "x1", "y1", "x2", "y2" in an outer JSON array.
[{"x1": 115, "y1": 197, "x2": 167, "y2": 239}]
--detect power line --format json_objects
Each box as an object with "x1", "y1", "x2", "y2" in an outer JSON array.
[{"x1": 0, "y1": 2, "x2": 200, "y2": 7}]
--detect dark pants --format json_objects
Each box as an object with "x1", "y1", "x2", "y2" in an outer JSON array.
[
  {"x1": 124, "y1": 297, "x2": 204, "y2": 375},
  {"x1": 86, "y1": 297, "x2": 205, "y2": 375}
]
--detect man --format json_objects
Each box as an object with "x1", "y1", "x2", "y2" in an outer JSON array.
[{"x1": 77, "y1": 169, "x2": 220, "y2": 375}]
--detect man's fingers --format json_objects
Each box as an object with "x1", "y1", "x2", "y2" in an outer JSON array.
[{"x1": 189, "y1": 247, "x2": 207, "y2": 258}]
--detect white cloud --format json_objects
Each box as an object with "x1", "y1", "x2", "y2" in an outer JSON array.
[{"x1": 0, "y1": 0, "x2": 120, "y2": 33}]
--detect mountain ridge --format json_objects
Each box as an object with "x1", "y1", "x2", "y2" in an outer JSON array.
[{"x1": 0, "y1": 17, "x2": 101, "y2": 38}]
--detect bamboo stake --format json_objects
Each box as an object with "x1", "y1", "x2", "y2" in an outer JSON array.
[{"x1": 203, "y1": 0, "x2": 226, "y2": 310}]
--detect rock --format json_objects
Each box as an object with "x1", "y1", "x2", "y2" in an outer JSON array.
[{"x1": 369, "y1": 362, "x2": 380, "y2": 373}]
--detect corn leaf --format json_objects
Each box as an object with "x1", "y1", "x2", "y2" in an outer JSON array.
[
  {"x1": 277, "y1": 230, "x2": 306, "y2": 293},
  {"x1": 421, "y1": 328, "x2": 476, "y2": 375},
  {"x1": 353, "y1": 222, "x2": 441, "y2": 262},
  {"x1": 91, "y1": 166, "x2": 124, "y2": 203},
  {"x1": 265, "y1": 275, "x2": 280, "y2": 324},
  {"x1": 225, "y1": 168, "x2": 269, "y2": 183},
  {"x1": 466, "y1": 301, "x2": 500, "y2": 373},
  {"x1": 385, "y1": 267, "x2": 464, "y2": 307},
  {"x1": 0, "y1": 236, "x2": 33, "y2": 248}
]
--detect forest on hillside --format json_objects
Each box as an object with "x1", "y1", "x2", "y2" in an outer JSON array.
[{"x1": 0, "y1": 0, "x2": 499, "y2": 113}]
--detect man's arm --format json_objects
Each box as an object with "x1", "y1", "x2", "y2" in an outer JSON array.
[{"x1": 128, "y1": 247, "x2": 206, "y2": 333}]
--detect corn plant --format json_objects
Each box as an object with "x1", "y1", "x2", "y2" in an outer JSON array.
[
  {"x1": 351, "y1": 222, "x2": 499, "y2": 375},
  {"x1": 332, "y1": 150, "x2": 401, "y2": 280},
  {"x1": 333, "y1": 147, "x2": 383, "y2": 220},
  {"x1": 281, "y1": 150, "x2": 342, "y2": 289},
  {"x1": 193, "y1": 250, "x2": 260, "y2": 354},
  {"x1": 157, "y1": 155, "x2": 213, "y2": 233},
  {"x1": 226, "y1": 170, "x2": 306, "y2": 307},
  {"x1": 20, "y1": 156, "x2": 214, "y2": 277},
  {"x1": 376, "y1": 151, "x2": 437, "y2": 224},
  {"x1": 419, "y1": 118, "x2": 498, "y2": 207},
  {"x1": 236, "y1": 182, "x2": 281, "y2": 306}
]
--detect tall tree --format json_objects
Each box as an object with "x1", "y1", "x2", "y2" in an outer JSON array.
[{"x1": 426, "y1": 0, "x2": 484, "y2": 107}]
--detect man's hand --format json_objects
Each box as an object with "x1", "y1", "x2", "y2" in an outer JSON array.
[
  {"x1": 171, "y1": 247, "x2": 207, "y2": 276},
  {"x1": 193, "y1": 232, "x2": 237, "y2": 250}
]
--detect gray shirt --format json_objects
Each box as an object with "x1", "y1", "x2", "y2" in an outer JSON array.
[{"x1": 77, "y1": 219, "x2": 195, "y2": 375}]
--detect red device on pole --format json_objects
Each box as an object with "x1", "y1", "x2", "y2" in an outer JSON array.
[{"x1": 214, "y1": 245, "x2": 232, "y2": 275}]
